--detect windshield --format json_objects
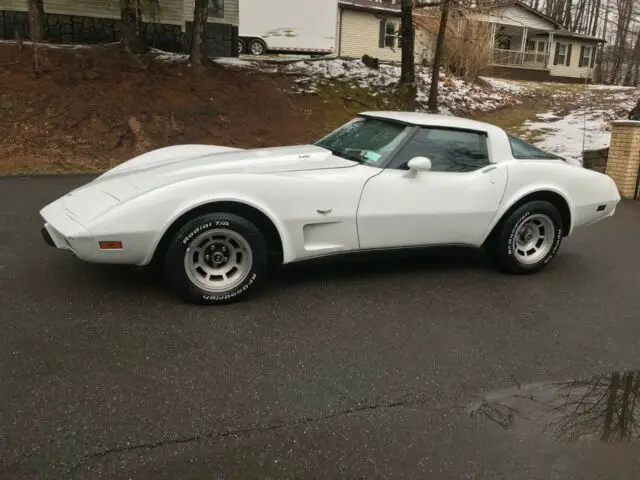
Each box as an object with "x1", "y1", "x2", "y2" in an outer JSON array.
[
  {"x1": 315, "y1": 116, "x2": 411, "y2": 166},
  {"x1": 507, "y1": 133, "x2": 564, "y2": 160}
]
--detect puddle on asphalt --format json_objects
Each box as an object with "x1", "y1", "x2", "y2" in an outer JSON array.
[{"x1": 468, "y1": 371, "x2": 640, "y2": 444}]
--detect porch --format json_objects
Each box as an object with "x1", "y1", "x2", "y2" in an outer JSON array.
[{"x1": 489, "y1": 24, "x2": 553, "y2": 70}]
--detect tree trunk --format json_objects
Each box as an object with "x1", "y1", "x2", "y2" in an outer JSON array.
[
  {"x1": 190, "y1": 0, "x2": 209, "y2": 68},
  {"x1": 623, "y1": 29, "x2": 640, "y2": 85},
  {"x1": 428, "y1": 0, "x2": 450, "y2": 113},
  {"x1": 120, "y1": 3, "x2": 147, "y2": 54},
  {"x1": 27, "y1": 0, "x2": 46, "y2": 43},
  {"x1": 590, "y1": 0, "x2": 601, "y2": 37},
  {"x1": 399, "y1": 0, "x2": 415, "y2": 85},
  {"x1": 608, "y1": 0, "x2": 632, "y2": 84}
]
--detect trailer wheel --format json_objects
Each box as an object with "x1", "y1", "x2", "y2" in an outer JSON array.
[
  {"x1": 247, "y1": 38, "x2": 267, "y2": 56},
  {"x1": 237, "y1": 38, "x2": 245, "y2": 55}
]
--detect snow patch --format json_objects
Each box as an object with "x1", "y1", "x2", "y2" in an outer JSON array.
[{"x1": 282, "y1": 59, "x2": 532, "y2": 114}]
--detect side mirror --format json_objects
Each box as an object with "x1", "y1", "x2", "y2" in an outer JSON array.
[{"x1": 407, "y1": 156, "x2": 432, "y2": 172}]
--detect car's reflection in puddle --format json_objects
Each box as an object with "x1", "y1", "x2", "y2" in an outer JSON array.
[{"x1": 468, "y1": 371, "x2": 640, "y2": 443}]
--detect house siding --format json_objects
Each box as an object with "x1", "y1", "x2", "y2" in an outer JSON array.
[
  {"x1": 0, "y1": 0, "x2": 238, "y2": 56},
  {"x1": 470, "y1": 4, "x2": 555, "y2": 30},
  {"x1": 549, "y1": 38, "x2": 597, "y2": 78},
  {"x1": 0, "y1": 0, "x2": 239, "y2": 27},
  {"x1": 184, "y1": 0, "x2": 239, "y2": 26},
  {"x1": 42, "y1": 0, "x2": 120, "y2": 21},
  {"x1": 338, "y1": 8, "x2": 426, "y2": 63}
]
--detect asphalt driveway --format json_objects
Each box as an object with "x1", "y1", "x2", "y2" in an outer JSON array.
[{"x1": 2, "y1": 175, "x2": 640, "y2": 479}]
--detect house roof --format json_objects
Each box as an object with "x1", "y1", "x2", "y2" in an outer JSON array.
[
  {"x1": 338, "y1": 0, "x2": 605, "y2": 43},
  {"x1": 486, "y1": 0, "x2": 563, "y2": 29},
  {"x1": 552, "y1": 29, "x2": 605, "y2": 43},
  {"x1": 338, "y1": 0, "x2": 401, "y2": 16}
]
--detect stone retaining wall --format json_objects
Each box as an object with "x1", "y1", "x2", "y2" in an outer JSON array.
[
  {"x1": 604, "y1": 120, "x2": 640, "y2": 199},
  {"x1": 582, "y1": 147, "x2": 609, "y2": 174},
  {"x1": 0, "y1": 9, "x2": 237, "y2": 57}
]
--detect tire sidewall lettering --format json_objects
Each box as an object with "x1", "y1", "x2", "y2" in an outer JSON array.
[
  {"x1": 507, "y1": 211, "x2": 531, "y2": 256},
  {"x1": 201, "y1": 272, "x2": 258, "y2": 301},
  {"x1": 182, "y1": 220, "x2": 232, "y2": 246}
]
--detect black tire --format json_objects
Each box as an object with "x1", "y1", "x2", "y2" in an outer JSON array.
[
  {"x1": 237, "y1": 38, "x2": 245, "y2": 55},
  {"x1": 486, "y1": 200, "x2": 563, "y2": 274},
  {"x1": 164, "y1": 213, "x2": 268, "y2": 305}
]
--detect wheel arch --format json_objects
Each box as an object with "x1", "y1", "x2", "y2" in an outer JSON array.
[
  {"x1": 148, "y1": 200, "x2": 286, "y2": 268},
  {"x1": 483, "y1": 189, "x2": 573, "y2": 246}
]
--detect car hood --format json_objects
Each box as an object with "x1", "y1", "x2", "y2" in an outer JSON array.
[
  {"x1": 93, "y1": 143, "x2": 353, "y2": 188},
  {"x1": 57, "y1": 144, "x2": 356, "y2": 222}
]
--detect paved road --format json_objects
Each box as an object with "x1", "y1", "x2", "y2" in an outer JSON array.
[{"x1": 2, "y1": 175, "x2": 640, "y2": 479}]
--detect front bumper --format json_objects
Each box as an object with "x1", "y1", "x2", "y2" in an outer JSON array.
[{"x1": 40, "y1": 226, "x2": 55, "y2": 248}]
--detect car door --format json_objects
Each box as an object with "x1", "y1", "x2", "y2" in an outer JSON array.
[{"x1": 356, "y1": 126, "x2": 508, "y2": 249}]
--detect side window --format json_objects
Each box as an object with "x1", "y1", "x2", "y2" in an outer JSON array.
[{"x1": 390, "y1": 127, "x2": 490, "y2": 172}]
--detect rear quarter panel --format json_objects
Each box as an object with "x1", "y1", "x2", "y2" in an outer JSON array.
[{"x1": 487, "y1": 160, "x2": 620, "y2": 237}]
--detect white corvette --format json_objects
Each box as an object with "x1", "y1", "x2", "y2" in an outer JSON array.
[{"x1": 40, "y1": 111, "x2": 620, "y2": 304}]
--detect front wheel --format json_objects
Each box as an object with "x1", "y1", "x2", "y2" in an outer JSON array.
[
  {"x1": 486, "y1": 200, "x2": 563, "y2": 274},
  {"x1": 164, "y1": 213, "x2": 268, "y2": 304}
]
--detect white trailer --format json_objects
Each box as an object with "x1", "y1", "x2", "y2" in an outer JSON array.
[{"x1": 238, "y1": 0, "x2": 339, "y2": 56}]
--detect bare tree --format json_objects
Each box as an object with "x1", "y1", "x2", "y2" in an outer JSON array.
[
  {"x1": 428, "y1": 0, "x2": 450, "y2": 112},
  {"x1": 190, "y1": 0, "x2": 210, "y2": 68},
  {"x1": 608, "y1": 0, "x2": 633, "y2": 83},
  {"x1": 27, "y1": 0, "x2": 46, "y2": 43},
  {"x1": 400, "y1": 0, "x2": 416, "y2": 85}
]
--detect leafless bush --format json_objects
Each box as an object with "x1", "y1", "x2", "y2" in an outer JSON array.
[{"x1": 414, "y1": 9, "x2": 492, "y2": 83}]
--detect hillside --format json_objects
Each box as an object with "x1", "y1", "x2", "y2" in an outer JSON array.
[{"x1": 0, "y1": 41, "x2": 635, "y2": 174}]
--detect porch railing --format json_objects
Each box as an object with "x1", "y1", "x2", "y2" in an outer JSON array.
[{"x1": 491, "y1": 49, "x2": 549, "y2": 69}]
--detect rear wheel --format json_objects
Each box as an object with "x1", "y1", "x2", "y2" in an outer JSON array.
[
  {"x1": 486, "y1": 200, "x2": 563, "y2": 274},
  {"x1": 164, "y1": 213, "x2": 267, "y2": 304},
  {"x1": 247, "y1": 38, "x2": 267, "y2": 56}
]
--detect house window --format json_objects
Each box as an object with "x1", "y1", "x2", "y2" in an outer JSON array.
[
  {"x1": 556, "y1": 43, "x2": 567, "y2": 64},
  {"x1": 580, "y1": 46, "x2": 593, "y2": 67},
  {"x1": 385, "y1": 21, "x2": 399, "y2": 48},
  {"x1": 208, "y1": 0, "x2": 224, "y2": 18},
  {"x1": 526, "y1": 40, "x2": 546, "y2": 53}
]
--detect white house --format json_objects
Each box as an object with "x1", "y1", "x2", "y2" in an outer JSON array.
[
  {"x1": 335, "y1": 0, "x2": 604, "y2": 83},
  {"x1": 469, "y1": 0, "x2": 604, "y2": 83},
  {"x1": 336, "y1": 0, "x2": 432, "y2": 64}
]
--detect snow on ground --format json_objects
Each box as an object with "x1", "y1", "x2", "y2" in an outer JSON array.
[
  {"x1": 282, "y1": 58, "x2": 534, "y2": 114},
  {"x1": 521, "y1": 90, "x2": 638, "y2": 164},
  {"x1": 524, "y1": 109, "x2": 611, "y2": 164}
]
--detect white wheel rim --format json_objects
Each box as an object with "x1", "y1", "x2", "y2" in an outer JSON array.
[
  {"x1": 511, "y1": 213, "x2": 555, "y2": 265},
  {"x1": 238, "y1": 41, "x2": 243, "y2": 53},
  {"x1": 184, "y1": 229, "x2": 253, "y2": 293},
  {"x1": 250, "y1": 42, "x2": 263, "y2": 55}
]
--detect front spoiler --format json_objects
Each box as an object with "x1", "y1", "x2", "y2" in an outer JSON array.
[{"x1": 40, "y1": 226, "x2": 55, "y2": 248}]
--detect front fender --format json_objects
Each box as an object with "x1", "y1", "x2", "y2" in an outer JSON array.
[
  {"x1": 87, "y1": 175, "x2": 294, "y2": 266},
  {"x1": 144, "y1": 192, "x2": 293, "y2": 265}
]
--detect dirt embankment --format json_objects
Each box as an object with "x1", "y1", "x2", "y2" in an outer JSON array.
[{"x1": 0, "y1": 43, "x2": 364, "y2": 174}]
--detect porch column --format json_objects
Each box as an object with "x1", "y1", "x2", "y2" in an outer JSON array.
[
  {"x1": 520, "y1": 27, "x2": 528, "y2": 65},
  {"x1": 546, "y1": 32, "x2": 553, "y2": 68},
  {"x1": 490, "y1": 22, "x2": 497, "y2": 64},
  {"x1": 490, "y1": 22, "x2": 496, "y2": 48}
]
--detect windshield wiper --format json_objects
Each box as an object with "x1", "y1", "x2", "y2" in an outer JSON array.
[{"x1": 318, "y1": 145, "x2": 364, "y2": 163}]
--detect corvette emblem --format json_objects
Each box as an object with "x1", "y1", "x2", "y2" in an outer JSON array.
[{"x1": 317, "y1": 209, "x2": 333, "y2": 215}]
